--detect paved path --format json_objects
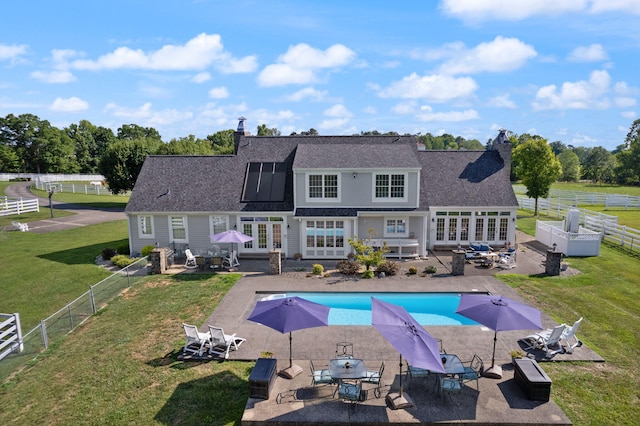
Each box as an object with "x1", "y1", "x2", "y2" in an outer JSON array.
[{"x1": 2, "y1": 182, "x2": 126, "y2": 233}]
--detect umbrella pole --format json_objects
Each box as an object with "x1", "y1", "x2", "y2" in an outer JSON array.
[
  {"x1": 483, "y1": 330, "x2": 504, "y2": 379},
  {"x1": 385, "y1": 354, "x2": 413, "y2": 410},
  {"x1": 289, "y1": 331, "x2": 293, "y2": 369},
  {"x1": 280, "y1": 331, "x2": 303, "y2": 379}
]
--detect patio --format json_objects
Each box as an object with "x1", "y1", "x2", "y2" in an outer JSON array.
[{"x1": 182, "y1": 237, "x2": 602, "y2": 424}]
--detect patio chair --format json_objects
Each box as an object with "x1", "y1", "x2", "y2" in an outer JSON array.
[
  {"x1": 184, "y1": 249, "x2": 197, "y2": 269},
  {"x1": 309, "y1": 360, "x2": 333, "y2": 386},
  {"x1": 440, "y1": 376, "x2": 463, "y2": 400},
  {"x1": 222, "y1": 250, "x2": 240, "y2": 269},
  {"x1": 335, "y1": 342, "x2": 354, "y2": 359},
  {"x1": 406, "y1": 363, "x2": 430, "y2": 387},
  {"x1": 362, "y1": 361, "x2": 384, "y2": 398},
  {"x1": 338, "y1": 381, "x2": 362, "y2": 406},
  {"x1": 208, "y1": 325, "x2": 246, "y2": 359},
  {"x1": 182, "y1": 323, "x2": 210, "y2": 356},
  {"x1": 561, "y1": 317, "x2": 583, "y2": 353},
  {"x1": 459, "y1": 354, "x2": 483, "y2": 390},
  {"x1": 521, "y1": 324, "x2": 566, "y2": 358}
]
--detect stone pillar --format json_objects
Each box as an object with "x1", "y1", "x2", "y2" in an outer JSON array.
[
  {"x1": 269, "y1": 250, "x2": 281, "y2": 275},
  {"x1": 545, "y1": 249, "x2": 562, "y2": 276},
  {"x1": 151, "y1": 248, "x2": 167, "y2": 274},
  {"x1": 451, "y1": 250, "x2": 466, "y2": 276}
]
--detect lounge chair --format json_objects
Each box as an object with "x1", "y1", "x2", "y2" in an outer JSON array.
[
  {"x1": 521, "y1": 324, "x2": 566, "y2": 358},
  {"x1": 309, "y1": 360, "x2": 333, "y2": 386},
  {"x1": 184, "y1": 249, "x2": 197, "y2": 269},
  {"x1": 12, "y1": 221, "x2": 29, "y2": 232},
  {"x1": 459, "y1": 354, "x2": 483, "y2": 390},
  {"x1": 182, "y1": 323, "x2": 210, "y2": 356},
  {"x1": 362, "y1": 361, "x2": 384, "y2": 398},
  {"x1": 208, "y1": 325, "x2": 246, "y2": 359},
  {"x1": 561, "y1": 317, "x2": 583, "y2": 353}
]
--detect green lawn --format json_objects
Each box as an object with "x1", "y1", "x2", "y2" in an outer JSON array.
[{"x1": 550, "y1": 181, "x2": 640, "y2": 196}]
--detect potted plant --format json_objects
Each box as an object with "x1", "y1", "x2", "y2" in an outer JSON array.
[
  {"x1": 510, "y1": 349, "x2": 525, "y2": 363},
  {"x1": 293, "y1": 253, "x2": 302, "y2": 262},
  {"x1": 260, "y1": 351, "x2": 274, "y2": 359}
]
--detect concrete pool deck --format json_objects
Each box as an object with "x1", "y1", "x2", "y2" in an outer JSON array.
[{"x1": 183, "y1": 238, "x2": 602, "y2": 425}]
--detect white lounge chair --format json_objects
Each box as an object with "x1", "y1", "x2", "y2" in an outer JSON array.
[
  {"x1": 561, "y1": 317, "x2": 583, "y2": 353},
  {"x1": 182, "y1": 323, "x2": 210, "y2": 356},
  {"x1": 184, "y1": 249, "x2": 197, "y2": 269},
  {"x1": 521, "y1": 324, "x2": 566, "y2": 358},
  {"x1": 208, "y1": 325, "x2": 246, "y2": 359},
  {"x1": 12, "y1": 221, "x2": 29, "y2": 232}
]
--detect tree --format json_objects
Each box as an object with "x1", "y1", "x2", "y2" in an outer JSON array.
[
  {"x1": 513, "y1": 137, "x2": 562, "y2": 215},
  {"x1": 257, "y1": 124, "x2": 281, "y2": 136},
  {"x1": 619, "y1": 118, "x2": 640, "y2": 184},
  {"x1": 549, "y1": 141, "x2": 566, "y2": 156},
  {"x1": 583, "y1": 146, "x2": 613, "y2": 183},
  {"x1": 66, "y1": 120, "x2": 116, "y2": 173},
  {"x1": 347, "y1": 228, "x2": 389, "y2": 272},
  {"x1": 117, "y1": 124, "x2": 162, "y2": 142},
  {"x1": 99, "y1": 138, "x2": 161, "y2": 194},
  {"x1": 206, "y1": 129, "x2": 235, "y2": 154},
  {"x1": 557, "y1": 150, "x2": 581, "y2": 182},
  {"x1": 156, "y1": 135, "x2": 215, "y2": 155},
  {"x1": 290, "y1": 128, "x2": 318, "y2": 136}
]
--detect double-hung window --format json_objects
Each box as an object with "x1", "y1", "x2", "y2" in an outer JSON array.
[
  {"x1": 384, "y1": 218, "x2": 408, "y2": 237},
  {"x1": 169, "y1": 215, "x2": 188, "y2": 243},
  {"x1": 210, "y1": 216, "x2": 227, "y2": 235},
  {"x1": 138, "y1": 215, "x2": 154, "y2": 239},
  {"x1": 374, "y1": 173, "x2": 406, "y2": 201},
  {"x1": 308, "y1": 174, "x2": 339, "y2": 201}
]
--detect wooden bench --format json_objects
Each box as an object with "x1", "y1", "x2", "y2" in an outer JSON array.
[{"x1": 513, "y1": 358, "x2": 552, "y2": 401}]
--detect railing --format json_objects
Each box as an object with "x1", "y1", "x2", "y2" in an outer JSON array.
[
  {"x1": 513, "y1": 185, "x2": 640, "y2": 208},
  {"x1": 0, "y1": 257, "x2": 149, "y2": 383},
  {"x1": 32, "y1": 181, "x2": 125, "y2": 196},
  {"x1": 1, "y1": 173, "x2": 104, "y2": 182},
  {"x1": 0, "y1": 314, "x2": 23, "y2": 361},
  {"x1": 0, "y1": 197, "x2": 39, "y2": 216}
]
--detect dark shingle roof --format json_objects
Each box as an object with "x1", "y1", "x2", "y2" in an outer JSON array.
[
  {"x1": 418, "y1": 150, "x2": 518, "y2": 208},
  {"x1": 293, "y1": 143, "x2": 421, "y2": 169}
]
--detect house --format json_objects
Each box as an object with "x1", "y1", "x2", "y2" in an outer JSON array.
[{"x1": 124, "y1": 118, "x2": 518, "y2": 260}]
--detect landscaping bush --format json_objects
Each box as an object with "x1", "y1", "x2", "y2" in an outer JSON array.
[
  {"x1": 376, "y1": 260, "x2": 399, "y2": 276},
  {"x1": 336, "y1": 259, "x2": 360, "y2": 275},
  {"x1": 110, "y1": 254, "x2": 136, "y2": 268},
  {"x1": 362, "y1": 270, "x2": 375, "y2": 279},
  {"x1": 408, "y1": 266, "x2": 418, "y2": 275},
  {"x1": 141, "y1": 245, "x2": 155, "y2": 257},
  {"x1": 101, "y1": 247, "x2": 117, "y2": 260},
  {"x1": 116, "y1": 243, "x2": 130, "y2": 255},
  {"x1": 424, "y1": 265, "x2": 437, "y2": 274},
  {"x1": 311, "y1": 263, "x2": 324, "y2": 275}
]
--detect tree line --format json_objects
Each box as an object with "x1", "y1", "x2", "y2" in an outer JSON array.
[{"x1": 1, "y1": 113, "x2": 639, "y2": 194}]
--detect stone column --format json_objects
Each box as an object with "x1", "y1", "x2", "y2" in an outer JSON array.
[
  {"x1": 150, "y1": 248, "x2": 167, "y2": 274},
  {"x1": 545, "y1": 249, "x2": 562, "y2": 276},
  {"x1": 451, "y1": 250, "x2": 466, "y2": 276},
  {"x1": 269, "y1": 250, "x2": 281, "y2": 275}
]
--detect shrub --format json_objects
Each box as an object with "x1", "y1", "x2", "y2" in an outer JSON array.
[
  {"x1": 111, "y1": 254, "x2": 136, "y2": 268},
  {"x1": 116, "y1": 243, "x2": 130, "y2": 255},
  {"x1": 424, "y1": 265, "x2": 437, "y2": 274},
  {"x1": 362, "y1": 270, "x2": 375, "y2": 279},
  {"x1": 141, "y1": 245, "x2": 155, "y2": 257},
  {"x1": 408, "y1": 266, "x2": 418, "y2": 275},
  {"x1": 376, "y1": 260, "x2": 399, "y2": 276},
  {"x1": 312, "y1": 264, "x2": 324, "y2": 275},
  {"x1": 293, "y1": 253, "x2": 302, "y2": 260},
  {"x1": 101, "y1": 247, "x2": 117, "y2": 260},
  {"x1": 336, "y1": 259, "x2": 360, "y2": 275}
]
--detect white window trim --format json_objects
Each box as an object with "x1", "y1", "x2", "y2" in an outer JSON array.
[
  {"x1": 305, "y1": 173, "x2": 341, "y2": 203},
  {"x1": 137, "y1": 215, "x2": 155, "y2": 239},
  {"x1": 383, "y1": 217, "x2": 409, "y2": 238},
  {"x1": 209, "y1": 215, "x2": 229, "y2": 236},
  {"x1": 372, "y1": 172, "x2": 408, "y2": 203},
  {"x1": 168, "y1": 215, "x2": 188, "y2": 243}
]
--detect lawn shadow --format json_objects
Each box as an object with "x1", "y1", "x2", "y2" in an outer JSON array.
[{"x1": 38, "y1": 239, "x2": 129, "y2": 265}]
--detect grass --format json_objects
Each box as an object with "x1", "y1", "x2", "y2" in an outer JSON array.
[
  {"x1": 550, "y1": 181, "x2": 640, "y2": 196},
  {"x1": 30, "y1": 186, "x2": 129, "y2": 210}
]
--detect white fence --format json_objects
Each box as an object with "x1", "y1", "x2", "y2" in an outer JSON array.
[
  {"x1": 513, "y1": 185, "x2": 640, "y2": 209},
  {"x1": 519, "y1": 196, "x2": 640, "y2": 254},
  {"x1": 33, "y1": 181, "x2": 117, "y2": 196},
  {"x1": 0, "y1": 173, "x2": 104, "y2": 182},
  {"x1": 0, "y1": 314, "x2": 23, "y2": 361},
  {"x1": 0, "y1": 197, "x2": 39, "y2": 216},
  {"x1": 535, "y1": 221, "x2": 602, "y2": 256}
]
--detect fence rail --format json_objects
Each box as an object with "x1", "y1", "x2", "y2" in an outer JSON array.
[
  {"x1": 0, "y1": 197, "x2": 39, "y2": 216},
  {"x1": 0, "y1": 257, "x2": 149, "y2": 383},
  {"x1": 32, "y1": 181, "x2": 125, "y2": 196},
  {"x1": 518, "y1": 196, "x2": 640, "y2": 254},
  {"x1": 513, "y1": 185, "x2": 640, "y2": 208}
]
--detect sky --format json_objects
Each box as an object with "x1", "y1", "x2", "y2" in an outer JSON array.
[{"x1": 1, "y1": 0, "x2": 639, "y2": 150}]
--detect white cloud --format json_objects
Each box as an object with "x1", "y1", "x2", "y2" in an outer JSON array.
[
  {"x1": 416, "y1": 105, "x2": 480, "y2": 122},
  {"x1": 285, "y1": 87, "x2": 328, "y2": 102},
  {"x1": 49, "y1": 96, "x2": 89, "y2": 112},
  {"x1": 318, "y1": 104, "x2": 352, "y2": 130},
  {"x1": 0, "y1": 43, "x2": 28, "y2": 62},
  {"x1": 391, "y1": 101, "x2": 418, "y2": 115},
  {"x1": 487, "y1": 94, "x2": 517, "y2": 109},
  {"x1": 208, "y1": 86, "x2": 229, "y2": 99},
  {"x1": 191, "y1": 72, "x2": 211, "y2": 83},
  {"x1": 377, "y1": 73, "x2": 478, "y2": 101},
  {"x1": 621, "y1": 111, "x2": 636, "y2": 119},
  {"x1": 104, "y1": 102, "x2": 193, "y2": 127},
  {"x1": 532, "y1": 70, "x2": 613, "y2": 110},
  {"x1": 440, "y1": 0, "x2": 587, "y2": 22},
  {"x1": 436, "y1": 37, "x2": 537, "y2": 75},
  {"x1": 363, "y1": 106, "x2": 377, "y2": 114},
  {"x1": 319, "y1": 118, "x2": 351, "y2": 130},
  {"x1": 590, "y1": 0, "x2": 640, "y2": 14},
  {"x1": 324, "y1": 104, "x2": 353, "y2": 118},
  {"x1": 70, "y1": 33, "x2": 257, "y2": 73},
  {"x1": 31, "y1": 70, "x2": 77, "y2": 83},
  {"x1": 568, "y1": 44, "x2": 608, "y2": 62},
  {"x1": 258, "y1": 43, "x2": 355, "y2": 87}
]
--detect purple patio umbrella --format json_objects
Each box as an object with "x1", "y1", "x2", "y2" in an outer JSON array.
[
  {"x1": 371, "y1": 297, "x2": 444, "y2": 409},
  {"x1": 247, "y1": 296, "x2": 329, "y2": 379},
  {"x1": 456, "y1": 294, "x2": 542, "y2": 379},
  {"x1": 210, "y1": 230, "x2": 254, "y2": 264}
]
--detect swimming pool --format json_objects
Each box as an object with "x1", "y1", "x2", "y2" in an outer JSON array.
[{"x1": 261, "y1": 292, "x2": 482, "y2": 326}]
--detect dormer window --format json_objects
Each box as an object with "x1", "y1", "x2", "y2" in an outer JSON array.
[{"x1": 307, "y1": 173, "x2": 339, "y2": 202}]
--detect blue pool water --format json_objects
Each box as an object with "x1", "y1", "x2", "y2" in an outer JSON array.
[{"x1": 264, "y1": 292, "x2": 481, "y2": 326}]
